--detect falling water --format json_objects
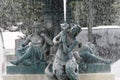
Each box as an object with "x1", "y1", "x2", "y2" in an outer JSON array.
[{"x1": 63, "y1": 0, "x2": 66, "y2": 22}]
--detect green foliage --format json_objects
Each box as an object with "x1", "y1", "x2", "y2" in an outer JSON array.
[
  {"x1": 112, "y1": 0, "x2": 120, "y2": 25},
  {"x1": 0, "y1": 0, "x2": 44, "y2": 33},
  {"x1": 0, "y1": 0, "x2": 119, "y2": 33},
  {"x1": 69, "y1": 0, "x2": 87, "y2": 27},
  {"x1": 70, "y1": 0, "x2": 116, "y2": 27},
  {"x1": 93, "y1": 0, "x2": 116, "y2": 26}
]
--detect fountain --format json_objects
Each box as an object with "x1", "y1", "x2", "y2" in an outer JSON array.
[{"x1": 3, "y1": 0, "x2": 115, "y2": 80}]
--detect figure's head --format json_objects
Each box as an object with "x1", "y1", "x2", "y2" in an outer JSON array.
[
  {"x1": 70, "y1": 24, "x2": 82, "y2": 37},
  {"x1": 32, "y1": 22, "x2": 41, "y2": 33},
  {"x1": 60, "y1": 23, "x2": 70, "y2": 30}
]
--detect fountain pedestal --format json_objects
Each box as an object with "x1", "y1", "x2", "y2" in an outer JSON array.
[{"x1": 3, "y1": 73, "x2": 115, "y2": 80}]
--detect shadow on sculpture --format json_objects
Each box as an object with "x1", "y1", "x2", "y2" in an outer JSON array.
[{"x1": 10, "y1": 22, "x2": 53, "y2": 66}]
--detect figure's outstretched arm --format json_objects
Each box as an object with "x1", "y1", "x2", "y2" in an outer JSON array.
[{"x1": 41, "y1": 33, "x2": 53, "y2": 46}]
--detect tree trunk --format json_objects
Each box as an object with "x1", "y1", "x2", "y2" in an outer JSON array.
[{"x1": 87, "y1": 0, "x2": 94, "y2": 42}]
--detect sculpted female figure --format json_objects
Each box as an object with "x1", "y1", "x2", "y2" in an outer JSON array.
[
  {"x1": 52, "y1": 23, "x2": 81, "y2": 80},
  {"x1": 10, "y1": 22, "x2": 53, "y2": 65}
]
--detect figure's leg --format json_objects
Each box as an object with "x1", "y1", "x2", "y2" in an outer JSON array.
[
  {"x1": 80, "y1": 52, "x2": 111, "y2": 64},
  {"x1": 16, "y1": 50, "x2": 22, "y2": 59},
  {"x1": 16, "y1": 48, "x2": 26, "y2": 59},
  {"x1": 66, "y1": 60, "x2": 79, "y2": 80},
  {"x1": 45, "y1": 63, "x2": 58, "y2": 80},
  {"x1": 53, "y1": 61, "x2": 66, "y2": 80},
  {"x1": 10, "y1": 47, "x2": 33, "y2": 65},
  {"x1": 20, "y1": 47, "x2": 33, "y2": 60},
  {"x1": 16, "y1": 46, "x2": 29, "y2": 59}
]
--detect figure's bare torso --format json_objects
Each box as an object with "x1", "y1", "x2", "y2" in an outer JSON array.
[{"x1": 30, "y1": 34, "x2": 44, "y2": 47}]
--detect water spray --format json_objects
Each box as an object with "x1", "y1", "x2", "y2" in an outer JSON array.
[{"x1": 63, "y1": 0, "x2": 67, "y2": 23}]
